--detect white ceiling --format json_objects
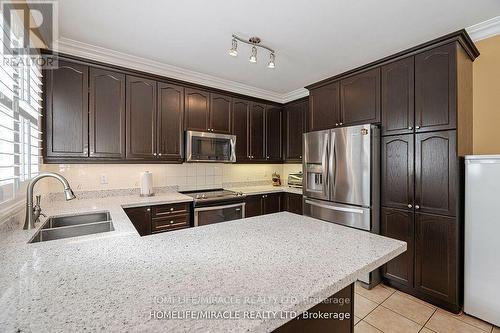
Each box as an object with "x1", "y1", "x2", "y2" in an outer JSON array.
[{"x1": 57, "y1": 0, "x2": 500, "y2": 100}]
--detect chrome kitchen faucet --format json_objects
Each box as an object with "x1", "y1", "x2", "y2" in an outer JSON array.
[{"x1": 24, "y1": 172, "x2": 76, "y2": 230}]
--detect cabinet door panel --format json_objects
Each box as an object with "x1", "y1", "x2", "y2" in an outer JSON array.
[
  {"x1": 157, "y1": 83, "x2": 184, "y2": 161},
  {"x1": 381, "y1": 134, "x2": 414, "y2": 210},
  {"x1": 264, "y1": 193, "x2": 282, "y2": 214},
  {"x1": 124, "y1": 206, "x2": 151, "y2": 236},
  {"x1": 184, "y1": 88, "x2": 209, "y2": 131},
  {"x1": 415, "y1": 131, "x2": 457, "y2": 216},
  {"x1": 232, "y1": 99, "x2": 250, "y2": 162},
  {"x1": 89, "y1": 68, "x2": 125, "y2": 158},
  {"x1": 210, "y1": 93, "x2": 232, "y2": 134},
  {"x1": 45, "y1": 60, "x2": 89, "y2": 158},
  {"x1": 415, "y1": 44, "x2": 456, "y2": 132},
  {"x1": 245, "y1": 195, "x2": 262, "y2": 217},
  {"x1": 126, "y1": 75, "x2": 156, "y2": 159},
  {"x1": 284, "y1": 100, "x2": 306, "y2": 162},
  {"x1": 340, "y1": 68, "x2": 381, "y2": 125},
  {"x1": 285, "y1": 193, "x2": 303, "y2": 215},
  {"x1": 415, "y1": 213, "x2": 457, "y2": 304},
  {"x1": 308, "y1": 82, "x2": 340, "y2": 131},
  {"x1": 381, "y1": 57, "x2": 414, "y2": 136},
  {"x1": 381, "y1": 208, "x2": 414, "y2": 287},
  {"x1": 249, "y1": 102, "x2": 266, "y2": 161},
  {"x1": 266, "y1": 106, "x2": 282, "y2": 162}
]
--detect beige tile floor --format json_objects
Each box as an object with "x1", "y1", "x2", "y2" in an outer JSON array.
[{"x1": 354, "y1": 282, "x2": 499, "y2": 333}]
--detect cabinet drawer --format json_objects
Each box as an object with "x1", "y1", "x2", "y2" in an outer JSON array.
[
  {"x1": 152, "y1": 214, "x2": 189, "y2": 233},
  {"x1": 152, "y1": 202, "x2": 190, "y2": 217}
]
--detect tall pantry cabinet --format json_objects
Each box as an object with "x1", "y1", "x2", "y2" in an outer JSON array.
[{"x1": 380, "y1": 40, "x2": 475, "y2": 313}]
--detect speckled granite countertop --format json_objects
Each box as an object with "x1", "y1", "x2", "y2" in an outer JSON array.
[
  {"x1": 0, "y1": 193, "x2": 405, "y2": 333},
  {"x1": 226, "y1": 185, "x2": 303, "y2": 196}
]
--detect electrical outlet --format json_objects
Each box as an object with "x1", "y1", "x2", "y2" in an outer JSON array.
[{"x1": 100, "y1": 174, "x2": 108, "y2": 184}]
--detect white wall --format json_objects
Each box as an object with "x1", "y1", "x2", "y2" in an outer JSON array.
[{"x1": 40, "y1": 163, "x2": 302, "y2": 193}]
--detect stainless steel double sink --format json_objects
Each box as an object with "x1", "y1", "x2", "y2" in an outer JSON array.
[{"x1": 29, "y1": 211, "x2": 114, "y2": 243}]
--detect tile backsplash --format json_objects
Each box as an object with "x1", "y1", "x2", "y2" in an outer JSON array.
[{"x1": 40, "y1": 163, "x2": 302, "y2": 194}]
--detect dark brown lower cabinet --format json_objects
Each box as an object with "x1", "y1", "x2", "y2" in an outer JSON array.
[
  {"x1": 245, "y1": 193, "x2": 282, "y2": 217},
  {"x1": 124, "y1": 206, "x2": 151, "y2": 236},
  {"x1": 382, "y1": 207, "x2": 461, "y2": 313},
  {"x1": 415, "y1": 212, "x2": 458, "y2": 306},
  {"x1": 284, "y1": 193, "x2": 303, "y2": 215},
  {"x1": 245, "y1": 195, "x2": 263, "y2": 218},
  {"x1": 245, "y1": 192, "x2": 302, "y2": 217},
  {"x1": 263, "y1": 193, "x2": 282, "y2": 214},
  {"x1": 124, "y1": 202, "x2": 191, "y2": 236},
  {"x1": 381, "y1": 208, "x2": 414, "y2": 288}
]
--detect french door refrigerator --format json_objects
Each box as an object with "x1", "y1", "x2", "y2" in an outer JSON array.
[{"x1": 303, "y1": 124, "x2": 380, "y2": 287}]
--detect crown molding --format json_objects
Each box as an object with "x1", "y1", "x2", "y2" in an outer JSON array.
[
  {"x1": 467, "y1": 16, "x2": 500, "y2": 41},
  {"x1": 56, "y1": 37, "x2": 289, "y2": 103},
  {"x1": 282, "y1": 88, "x2": 309, "y2": 103}
]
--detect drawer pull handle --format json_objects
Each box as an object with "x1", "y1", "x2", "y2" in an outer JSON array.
[
  {"x1": 170, "y1": 208, "x2": 174, "y2": 211},
  {"x1": 169, "y1": 220, "x2": 174, "y2": 224},
  {"x1": 407, "y1": 204, "x2": 412, "y2": 208}
]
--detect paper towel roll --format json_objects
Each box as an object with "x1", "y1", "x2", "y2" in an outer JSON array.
[{"x1": 140, "y1": 171, "x2": 153, "y2": 197}]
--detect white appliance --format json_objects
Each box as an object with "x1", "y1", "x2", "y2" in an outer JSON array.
[{"x1": 464, "y1": 155, "x2": 500, "y2": 326}]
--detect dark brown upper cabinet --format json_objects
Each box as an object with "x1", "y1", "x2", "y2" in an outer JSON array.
[
  {"x1": 44, "y1": 60, "x2": 89, "y2": 159},
  {"x1": 232, "y1": 98, "x2": 250, "y2": 162},
  {"x1": 126, "y1": 75, "x2": 157, "y2": 159},
  {"x1": 415, "y1": 131, "x2": 457, "y2": 217},
  {"x1": 381, "y1": 207, "x2": 414, "y2": 288},
  {"x1": 308, "y1": 82, "x2": 340, "y2": 131},
  {"x1": 284, "y1": 99, "x2": 307, "y2": 162},
  {"x1": 340, "y1": 68, "x2": 381, "y2": 126},
  {"x1": 265, "y1": 105, "x2": 282, "y2": 162},
  {"x1": 381, "y1": 134, "x2": 414, "y2": 211},
  {"x1": 89, "y1": 68, "x2": 125, "y2": 159},
  {"x1": 415, "y1": 212, "x2": 458, "y2": 304},
  {"x1": 210, "y1": 93, "x2": 232, "y2": 134},
  {"x1": 415, "y1": 43, "x2": 457, "y2": 133},
  {"x1": 184, "y1": 88, "x2": 210, "y2": 132},
  {"x1": 381, "y1": 57, "x2": 415, "y2": 136},
  {"x1": 249, "y1": 102, "x2": 266, "y2": 161},
  {"x1": 157, "y1": 82, "x2": 184, "y2": 161}
]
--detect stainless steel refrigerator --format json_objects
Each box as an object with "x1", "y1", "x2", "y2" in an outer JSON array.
[{"x1": 303, "y1": 124, "x2": 380, "y2": 287}]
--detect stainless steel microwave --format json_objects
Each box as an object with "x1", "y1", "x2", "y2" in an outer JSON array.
[{"x1": 185, "y1": 131, "x2": 236, "y2": 163}]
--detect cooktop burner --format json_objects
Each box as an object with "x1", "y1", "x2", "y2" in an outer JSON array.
[{"x1": 181, "y1": 189, "x2": 245, "y2": 206}]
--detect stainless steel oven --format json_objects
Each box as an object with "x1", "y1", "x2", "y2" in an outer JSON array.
[
  {"x1": 185, "y1": 130, "x2": 236, "y2": 163},
  {"x1": 194, "y1": 202, "x2": 245, "y2": 226}
]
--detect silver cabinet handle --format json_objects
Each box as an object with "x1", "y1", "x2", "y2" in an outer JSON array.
[
  {"x1": 339, "y1": 122, "x2": 343, "y2": 126},
  {"x1": 146, "y1": 208, "x2": 151, "y2": 212},
  {"x1": 408, "y1": 126, "x2": 413, "y2": 130},
  {"x1": 335, "y1": 123, "x2": 339, "y2": 126},
  {"x1": 416, "y1": 126, "x2": 421, "y2": 129},
  {"x1": 415, "y1": 205, "x2": 420, "y2": 210},
  {"x1": 407, "y1": 204, "x2": 413, "y2": 208},
  {"x1": 170, "y1": 207, "x2": 174, "y2": 212},
  {"x1": 169, "y1": 220, "x2": 174, "y2": 224},
  {"x1": 153, "y1": 153, "x2": 157, "y2": 156},
  {"x1": 158, "y1": 153, "x2": 162, "y2": 156}
]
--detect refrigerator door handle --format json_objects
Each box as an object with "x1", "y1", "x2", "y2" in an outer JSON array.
[
  {"x1": 332, "y1": 131, "x2": 337, "y2": 190},
  {"x1": 304, "y1": 199, "x2": 365, "y2": 214},
  {"x1": 323, "y1": 132, "x2": 330, "y2": 198}
]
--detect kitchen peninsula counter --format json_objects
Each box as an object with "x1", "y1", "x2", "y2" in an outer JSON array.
[{"x1": 0, "y1": 192, "x2": 405, "y2": 332}]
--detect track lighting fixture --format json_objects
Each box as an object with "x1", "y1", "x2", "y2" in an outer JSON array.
[
  {"x1": 229, "y1": 34, "x2": 276, "y2": 68},
  {"x1": 228, "y1": 38, "x2": 238, "y2": 57}
]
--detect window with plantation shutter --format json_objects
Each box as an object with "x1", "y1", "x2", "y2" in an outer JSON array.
[{"x1": 0, "y1": 13, "x2": 43, "y2": 214}]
